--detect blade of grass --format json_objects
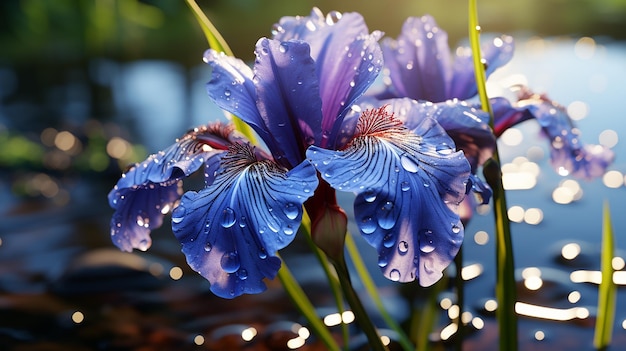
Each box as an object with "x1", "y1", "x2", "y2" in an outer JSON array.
[
  {"x1": 593, "y1": 201, "x2": 616, "y2": 350},
  {"x1": 468, "y1": 1, "x2": 517, "y2": 350}
]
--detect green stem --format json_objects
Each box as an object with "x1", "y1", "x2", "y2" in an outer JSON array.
[
  {"x1": 468, "y1": 1, "x2": 517, "y2": 350},
  {"x1": 277, "y1": 257, "x2": 341, "y2": 351},
  {"x1": 300, "y1": 212, "x2": 350, "y2": 350},
  {"x1": 345, "y1": 233, "x2": 414, "y2": 351},
  {"x1": 331, "y1": 255, "x2": 389, "y2": 351}
]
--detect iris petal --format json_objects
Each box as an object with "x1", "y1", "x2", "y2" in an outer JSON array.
[
  {"x1": 172, "y1": 143, "x2": 318, "y2": 298},
  {"x1": 253, "y1": 38, "x2": 323, "y2": 167},
  {"x1": 273, "y1": 8, "x2": 383, "y2": 148},
  {"x1": 493, "y1": 90, "x2": 614, "y2": 179},
  {"x1": 381, "y1": 15, "x2": 451, "y2": 102},
  {"x1": 307, "y1": 107, "x2": 470, "y2": 286},
  {"x1": 108, "y1": 124, "x2": 236, "y2": 252}
]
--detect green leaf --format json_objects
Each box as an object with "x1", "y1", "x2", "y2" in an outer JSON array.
[{"x1": 594, "y1": 201, "x2": 616, "y2": 349}]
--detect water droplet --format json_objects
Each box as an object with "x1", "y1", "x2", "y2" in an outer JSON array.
[
  {"x1": 220, "y1": 251, "x2": 241, "y2": 273},
  {"x1": 378, "y1": 255, "x2": 388, "y2": 268},
  {"x1": 279, "y1": 43, "x2": 289, "y2": 53},
  {"x1": 283, "y1": 225, "x2": 294, "y2": 235},
  {"x1": 204, "y1": 242, "x2": 212, "y2": 252},
  {"x1": 138, "y1": 239, "x2": 149, "y2": 251},
  {"x1": 237, "y1": 269, "x2": 248, "y2": 280},
  {"x1": 220, "y1": 207, "x2": 236, "y2": 228},
  {"x1": 400, "y1": 155, "x2": 419, "y2": 173},
  {"x1": 389, "y1": 269, "x2": 401, "y2": 281},
  {"x1": 224, "y1": 89, "x2": 231, "y2": 97},
  {"x1": 419, "y1": 229, "x2": 436, "y2": 253},
  {"x1": 383, "y1": 234, "x2": 395, "y2": 248},
  {"x1": 325, "y1": 10, "x2": 342, "y2": 24},
  {"x1": 363, "y1": 189, "x2": 377, "y2": 202},
  {"x1": 171, "y1": 205, "x2": 186, "y2": 224},
  {"x1": 283, "y1": 203, "x2": 299, "y2": 220},
  {"x1": 258, "y1": 248, "x2": 268, "y2": 259},
  {"x1": 271, "y1": 23, "x2": 284, "y2": 36},
  {"x1": 436, "y1": 144, "x2": 453, "y2": 155},
  {"x1": 398, "y1": 240, "x2": 409, "y2": 254},
  {"x1": 401, "y1": 181, "x2": 410, "y2": 191},
  {"x1": 360, "y1": 216, "x2": 376, "y2": 234},
  {"x1": 452, "y1": 224, "x2": 462, "y2": 234}
]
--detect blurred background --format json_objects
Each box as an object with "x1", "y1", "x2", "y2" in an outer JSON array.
[{"x1": 1, "y1": 1, "x2": 626, "y2": 350}]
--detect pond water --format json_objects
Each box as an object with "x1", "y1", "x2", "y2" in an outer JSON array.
[{"x1": 1, "y1": 37, "x2": 626, "y2": 350}]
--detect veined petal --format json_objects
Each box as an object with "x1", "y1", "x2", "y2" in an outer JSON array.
[
  {"x1": 171, "y1": 143, "x2": 319, "y2": 298},
  {"x1": 307, "y1": 106, "x2": 470, "y2": 286},
  {"x1": 108, "y1": 123, "x2": 237, "y2": 252},
  {"x1": 253, "y1": 38, "x2": 323, "y2": 167},
  {"x1": 381, "y1": 15, "x2": 452, "y2": 102}
]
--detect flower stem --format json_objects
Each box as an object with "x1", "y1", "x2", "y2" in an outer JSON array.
[
  {"x1": 468, "y1": 1, "x2": 517, "y2": 350},
  {"x1": 345, "y1": 233, "x2": 414, "y2": 351},
  {"x1": 277, "y1": 257, "x2": 341, "y2": 351},
  {"x1": 331, "y1": 254, "x2": 389, "y2": 351}
]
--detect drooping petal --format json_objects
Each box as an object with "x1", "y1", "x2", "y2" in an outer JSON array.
[
  {"x1": 307, "y1": 106, "x2": 470, "y2": 286},
  {"x1": 493, "y1": 88, "x2": 614, "y2": 179},
  {"x1": 171, "y1": 143, "x2": 318, "y2": 298},
  {"x1": 108, "y1": 124, "x2": 237, "y2": 252},
  {"x1": 380, "y1": 15, "x2": 452, "y2": 102},
  {"x1": 272, "y1": 8, "x2": 384, "y2": 148},
  {"x1": 449, "y1": 35, "x2": 515, "y2": 100},
  {"x1": 253, "y1": 38, "x2": 323, "y2": 167}
]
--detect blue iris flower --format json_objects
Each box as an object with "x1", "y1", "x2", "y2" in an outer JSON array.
[
  {"x1": 374, "y1": 15, "x2": 614, "y2": 213},
  {"x1": 108, "y1": 8, "x2": 473, "y2": 297}
]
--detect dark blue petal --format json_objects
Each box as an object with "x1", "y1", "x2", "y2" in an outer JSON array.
[
  {"x1": 172, "y1": 143, "x2": 318, "y2": 298},
  {"x1": 253, "y1": 38, "x2": 323, "y2": 167},
  {"x1": 307, "y1": 107, "x2": 470, "y2": 286},
  {"x1": 380, "y1": 15, "x2": 452, "y2": 102},
  {"x1": 108, "y1": 124, "x2": 235, "y2": 252}
]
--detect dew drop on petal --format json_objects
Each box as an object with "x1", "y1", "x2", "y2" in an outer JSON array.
[
  {"x1": 378, "y1": 255, "x2": 389, "y2": 268},
  {"x1": 171, "y1": 205, "x2": 186, "y2": 224},
  {"x1": 398, "y1": 240, "x2": 409, "y2": 254},
  {"x1": 363, "y1": 189, "x2": 377, "y2": 202},
  {"x1": 138, "y1": 239, "x2": 149, "y2": 251},
  {"x1": 284, "y1": 203, "x2": 299, "y2": 220},
  {"x1": 383, "y1": 234, "x2": 395, "y2": 248},
  {"x1": 452, "y1": 224, "x2": 462, "y2": 234},
  {"x1": 237, "y1": 269, "x2": 248, "y2": 280},
  {"x1": 419, "y1": 229, "x2": 436, "y2": 253},
  {"x1": 360, "y1": 216, "x2": 377, "y2": 234},
  {"x1": 401, "y1": 181, "x2": 410, "y2": 192},
  {"x1": 389, "y1": 269, "x2": 401, "y2": 281},
  {"x1": 400, "y1": 155, "x2": 419, "y2": 173},
  {"x1": 283, "y1": 225, "x2": 294, "y2": 235},
  {"x1": 220, "y1": 207, "x2": 236, "y2": 228},
  {"x1": 204, "y1": 242, "x2": 212, "y2": 252},
  {"x1": 258, "y1": 248, "x2": 268, "y2": 259},
  {"x1": 220, "y1": 251, "x2": 241, "y2": 273}
]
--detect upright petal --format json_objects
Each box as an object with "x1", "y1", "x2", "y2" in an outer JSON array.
[
  {"x1": 273, "y1": 8, "x2": 384, "y2": 148},
  {"x1": 253, "y1": 38, "x2": 323, "y2": 167},
  {"x1": 307, "y1": 106, "x2": 470, "y2": 286},
  {"x1": 172, "y1": 143, "x2": 318, "y2": 298},
  {"x1": 381, "y1": 16, "x2": 452, "y2": 102},
  {"x1": 108, "y1": 124, "x2": 237, "y2": 252}
]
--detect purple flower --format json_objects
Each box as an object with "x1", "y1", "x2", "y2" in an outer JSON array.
[{"x1": 378, "y1": 15, "x2": 514, "y2": 102}]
